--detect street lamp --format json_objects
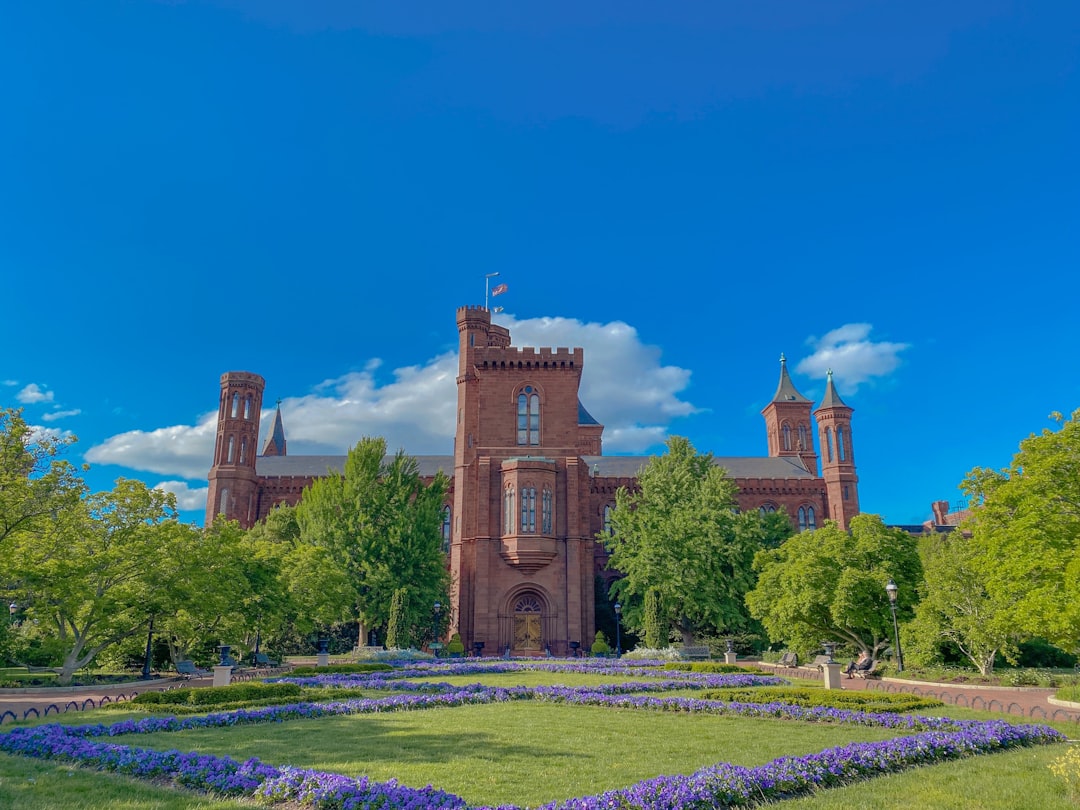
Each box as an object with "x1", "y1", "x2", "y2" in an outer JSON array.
[
  {"x1": 141, "y1": 616, "x2": 155, "y2": 680},
  {"x1": 613, "y1": 602, "x2": 622, "y2": 658},
  {"x1": 885, "y1": 579, "x2": 904, "y2": 672},
  {"x1": 432, "y1": 601, "x2": 442, "y2": 658}
]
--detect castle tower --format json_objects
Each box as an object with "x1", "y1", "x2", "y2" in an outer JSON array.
[
  {"x1": 814, "y1": 369, "x2": 860, "y2": 529},
  {"x1": 451, "y1": 305, "x2": 595, "y2": 657},
  {"x1": 205, "y1": 371, "x2": 265, "y2": 527},
  {"x1": 761, "y1": 354, "x2": 819, "y2": 474}
]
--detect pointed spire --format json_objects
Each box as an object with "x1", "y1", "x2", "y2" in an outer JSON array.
[
  {"x1": 261, "y1": 401, "x2": 287, "y2": 457},
  {"x1": 770, "y1": 353, "x2": 810, "y2": 403},
  {"x1": 818, "y1": 369, "x2": 849, "y2": 409}
]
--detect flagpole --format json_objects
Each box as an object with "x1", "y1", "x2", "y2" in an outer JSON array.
[{"x1": 484, "y1": 272, "x2": 500, "y2": 311}]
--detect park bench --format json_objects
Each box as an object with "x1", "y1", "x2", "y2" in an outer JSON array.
[
  {"x1": 811, "y1": 655, "x2": 833, "y2": 669},
  {"x1": 253, "y1": 652, "x2": 279, "y2": 667},
  {"x1": 853, "y1": 660, "x2": 881, "y2": 679},
  {"x1": 778, "y1": 652, "x2": 798, "y2": 667},
  {"x1": 679, "y1": 646, "x2": 711, "y2": 661},
  {"x1": 175, "y1": 660, "x2": 209, "y2": 679}
]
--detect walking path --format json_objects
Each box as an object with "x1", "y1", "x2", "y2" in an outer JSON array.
[{"x1": 3, "y1": 664, "x2": 1080, "y2": 726}]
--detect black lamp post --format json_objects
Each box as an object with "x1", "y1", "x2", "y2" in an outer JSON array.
[
  {"x1": 885, "y1": 579, "x2": 904, "y2": 672},
  {"x1": 141, "y1": 616, "x2": 155, "y2": 680},
  {"x1": 613, "y1": 602, "x2": 622, "y2": 658},
  {"x1": 432, "y1": 601, "x2": 441, "y2": 658}
]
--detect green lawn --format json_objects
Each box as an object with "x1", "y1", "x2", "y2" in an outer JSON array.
[{"x1": 1, "y1": 665, "x2": 1075, "y2": 809}]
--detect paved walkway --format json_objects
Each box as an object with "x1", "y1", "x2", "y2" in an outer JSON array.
[{"x1": 3, "y1": 665, "x2": 1080, "y2": 726}]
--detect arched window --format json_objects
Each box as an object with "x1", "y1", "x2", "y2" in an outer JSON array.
[
  {"x1": 825, "y1": 427, "x2": 834, "y2": 462},
  {"x1": 521, "y1": 486, "x2": 537, "y2": 533},
  {"x1": 782, "y1": 423, "x2": 792, "y2": 451},
  {"x1": 219, "y1": 488, "x2": 229, "y2": 516},
  {"x1": 603, "y1": 504, "x2": 614, "y2": 535},
  {"x1": 542, "y1": 488, "x2": 553, "y2": 534},
  {"x1": 226, "y1": 436, "x2": 235, "y2": 463},
  {"x1": 837, "y1": 427, "x2": 847, "y2": 461},
  {"x1": 798, "y1": 507, "x2": 808, "y2": 531},
  {"x1": 239, "y1": 437, "x2": 247, "y2": 465},
  {"x1": 231, "y1": 393, "x2": 240, "y2": 418},
  {"x1": 441, "y1": 506, "x2": 452, "y2": 553},
  {"x1": 244, "y1": 396, "x2": 252, "y2": 419},
  {"x1": 798, "y1": 424, "x2": 808, "y2": 451},
  {"x1": 517, "y1": 387, "x2": 540, "y2": 446},
  {"x1": 807, "y1": 506, "x2": 816, "y2": 530},
  {"x1": 504, "y1": 487, "x2": 515, "y2": 535},
  {"x1": 759, "y1": 503, "x2": 777, "y2": 515}
]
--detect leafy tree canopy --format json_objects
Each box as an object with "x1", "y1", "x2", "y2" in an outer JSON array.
[
  {"x1": 746, "y1": 514, "x2": 921, "y2": 661},
  {"x1": 605, "y1": 436, "x2": 788, "y2": 644}
]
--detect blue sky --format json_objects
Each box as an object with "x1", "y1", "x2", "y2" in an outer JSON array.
[{"x1": 2, "y1": 1, "x2": 1077, "y2": 528}]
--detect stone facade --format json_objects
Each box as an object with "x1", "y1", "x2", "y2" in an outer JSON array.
[{"x1": 205, "y1": 305, "x2": 860, "y2": 656}]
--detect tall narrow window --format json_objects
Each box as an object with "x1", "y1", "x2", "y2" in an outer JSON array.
[
  {"x1": 219, "y1": 489, "x2": 229, "y2": 515},
  {"x1": 603, "y1": 504, "x2": 614, "y2": 535},
  {"x1": 807, "y1": 506, "x2": 816, "y2": 530},
  {"x1": 782, "y1": 423, "x2": 792, "y2": 451},
  {"x1": 441, "y1": 506, "x2": 452, "y2": 553},
  {"x1": 244, "y1": 396, "x2": 252, "y2": 419},
  {"x1": 798, "y1": 424, "x2": 808, "y2": 451},
  {"x1": 504, "y1": 488, "x2": 515, "y2": 535},
  {"x1": 837, "y1": 427, "x2": 847, "y2": 461},
  {"x1": 226, "y1": 436, "x2": 235, "y2": 463},
  {"x1": 825, "y1": 427, "x2": 834, "y2": 462},
  {"x1": 542, "y1": 488, "x2": 553, "y2": 534},
  {"x1": 798, "y1": 507, "x2": 808, "y2": 531},
  {"x1": 231, "y1": 393, "x2": 240, "y2": 418},
  {"x1": 239, "y1": 438, "x2": 247, "y2": 464},
  {"x1": 517, "y1": 387, "x2": 541, "y2": 446},
  {"x1": 520, "y1": 487, "x2": 536, "y2": 533}
]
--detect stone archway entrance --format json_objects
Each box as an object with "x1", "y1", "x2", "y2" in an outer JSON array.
[{"x1": 512, "y1": 594, "x2": 543, "y2": 653}]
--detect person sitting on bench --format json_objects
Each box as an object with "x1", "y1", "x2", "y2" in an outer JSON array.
[{"x1": 844, "y1": 650, "x2": 873, "y2": 678}]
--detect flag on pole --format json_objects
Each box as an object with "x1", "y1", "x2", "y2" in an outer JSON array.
[{"x1": 491, "y1": 283, "x2": 508, "y2": 296}]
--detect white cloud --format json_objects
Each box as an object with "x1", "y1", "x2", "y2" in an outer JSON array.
[
  {"x1": 27, "y1": 424, "x2": 73, "y2": 443},
  {"x1": 796, "y1": 324, "x2": 909, "y2": 390},
  {"x1": 85, "y1": 313, "x2": 697, "y2": 479},
  {"x1": 85, "y1": 412, "x2": 219, "y2": 480},
  {"x1": 17, "y1": 383, "x2": 54, "y2": 404},
  {"x1": 2, "y1": 380, "x2": 17, "y2": 387},
  {"x1": 41, "y1": 409, "x2": 82, "y2": 422},
  {"x1": 154, "y1": 481, "x2": 208, "y2": 512}
]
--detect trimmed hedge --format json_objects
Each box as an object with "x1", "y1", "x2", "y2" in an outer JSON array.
[
  {"x1": 662, "y1": 662, "x2": 756, "y2": 674},
  {"x1": 288, "y1": 663, "x2": 394, "y2": 676},
  {"x1": 132, "y1": 682, "x2": 302, "y2": 707},
  {"x1": 699, "y1": 686, "x2": 944, "y2": 712}
]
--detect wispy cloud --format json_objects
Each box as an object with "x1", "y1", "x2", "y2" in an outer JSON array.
[
  {"x1": 85, "y1": 313, "x2": 698, "y2": 482},
  {"x1": 17, "y1": 383, "x2": 54, "y2": 404},
  {"x1": 2, "y1": 380, "x2": 17, "y2": 387},
  {"x1": 796, "y1": 324, "x2": 909, "y2": 391},
  {"x1": 42, "y1": 409, "x2": 82, "y2": 422}
]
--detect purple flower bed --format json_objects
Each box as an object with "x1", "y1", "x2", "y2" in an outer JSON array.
[{"x1": 0, "y1": 662, "x2": 1067, "y2": 809}]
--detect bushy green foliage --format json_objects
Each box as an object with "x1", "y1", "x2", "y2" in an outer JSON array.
[
  {"x1": 699, "y1": 686, "x2": 943, "y2": 712},
  {"x1": 447, "y1": 633, "x2": 465, "y2": 655},
  {"x1": 289, "y1": 663, "x2": 393, "y2": 675},
  {"x1": 132, "y1": 681, "x2": 302, "y2": 707},
  {"x1": 386, "y1": 588, "x2": 407, "y2": 649},
  {"x1": 591, "y1": 631, "x2": 611, "y2": 655},
  {"x1": 644, "y1": 588, "x2": 663, "y2": 650},
  {"x1": 662, "y1": 662, "x2": 755, "y2": 674}
]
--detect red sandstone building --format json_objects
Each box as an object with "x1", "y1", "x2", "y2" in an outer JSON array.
[{"x1": 206, "y1": 305, "x2": 860, "y2": 655}]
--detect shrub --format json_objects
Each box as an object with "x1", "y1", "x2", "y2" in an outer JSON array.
[
  {"x1": 591, "y1": 631, "x2": 611, "y2": 656},
  {"x1": 622, "y1": 646, "x2": 682, "y2": 661},
  {"x1": 289, "y1": 663, "x2": 394, "y2": 676},
  {"x1": 662, "y1": 662, "x2": 755, "y2": 674},
  {"x1": 132, "y1": 682, "x2": 302, "y2": 707},
  {"x1": 446, "y1": 633, "x2": 465, "y2": 656},
  {"x1": 1050, "y1": 745, "x2": 1080, "y2": 800},
  {"x1": 699, "y1": 686, "x2": 943, "y2": 712}
]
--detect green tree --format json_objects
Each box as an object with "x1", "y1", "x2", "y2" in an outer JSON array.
[
  {"x1": 643, "y1": 588, "x2": 664, "y2": 649},
  {"x1": 295, "y1": 437, "x2": 451, "y2": 641},
  {"x1": 904, "y1": 530, "x2": 1023, "y2": 675},
  {"x1": 605, "y1": 436, "x2": 786, "y2": 644},
  {"x1": 386, "y1": 588, "x2": 407, "y2": 649},
  {"x1": 958, "y1": 409, "x2": 1080, "y2": 649},
  {"x1": 746, "y1": 514, "x2": 921, "y2": 661},
  {"x1": 9, "y1": 479, "x2": 189, "y2": 683},
  {"x1": 0, "y1": 408, "x2": 85, "y2": 549}
]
